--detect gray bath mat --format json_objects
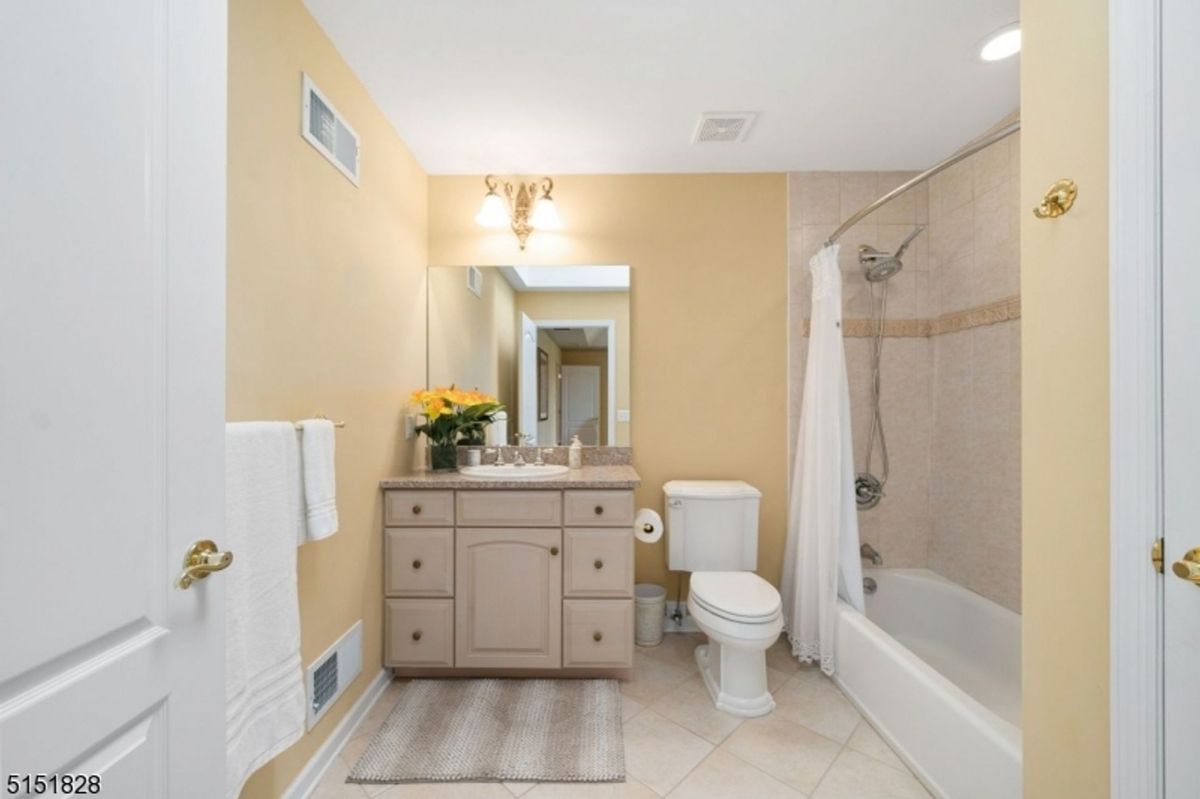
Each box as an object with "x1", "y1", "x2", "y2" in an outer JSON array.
[{"x1": 346, "y1": 678, "x2": 625, "y2": 785}]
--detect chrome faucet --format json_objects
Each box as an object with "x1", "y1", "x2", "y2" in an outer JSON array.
[
  {"x1": 860, "y1": 543, "x2": 883, "y2": 566},
  {"x1": 534, "y1": 449, "x2": 548, "y2": 466},
  {"x1": 486, "y1": 448, "x2": 505, "y2": 466},
  {"x1": 512, "y1": 449, "x2": 527, "y2": 467}
]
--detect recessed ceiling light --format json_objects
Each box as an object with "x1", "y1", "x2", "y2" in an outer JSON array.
[{"x1": 980, "y1": 23, "x2": 1021, "y2": 62}]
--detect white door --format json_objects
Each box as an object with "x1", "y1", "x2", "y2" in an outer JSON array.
[
  {"x1": 561, "y1": 365, "x2": 601, "y2": 446},
  {"x1": 518, "y1": 313, "x2": 538, "y2": 445},
  {"x1": 0, "y1": 3, "x2": 227, "y2": 797},
  {"x1": 1163, "y1": 0, "x2": 1200, "y2": 791}
]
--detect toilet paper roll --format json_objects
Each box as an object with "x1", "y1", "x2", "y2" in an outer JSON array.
[{"x1": 634, "y1": 508, "x2": 663, "y2": 544}]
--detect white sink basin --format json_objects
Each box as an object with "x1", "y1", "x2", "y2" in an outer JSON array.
[{"x1": 460, "y1": 464, "x2": 570, "y2": 480}]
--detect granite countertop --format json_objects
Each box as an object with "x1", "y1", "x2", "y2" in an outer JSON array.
[{"x1": 380, "y1": 464, "x2": 640, "y2": 490}]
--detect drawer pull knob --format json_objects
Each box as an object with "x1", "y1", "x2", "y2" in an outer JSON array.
[
  {"x1": 593, "y1": 631, "x2": 603, "y2": 642},
  {"x1": 412, "y1": 505, "x2": 422, "y2": 515},
  {"x1": 550, "y1": 546, "x2": 559, "y2": 556},
  {"x1": 594, "y1": 505, "x2": 604, "y2": 515},
  {"x1": 412, "y1": 559, "x2": 422, "y2": 570},
  {"x1": 412, "y1": 630, "x2": 422, "y2": 641},
  {"x1": 594, "y1": 559, "x2": 604, "y2": 570}
]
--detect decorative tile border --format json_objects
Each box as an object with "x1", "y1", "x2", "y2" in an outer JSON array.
[
  {"x1": 800, "y1": 296, "x2": 1020, "y2": 338},
  {"x1": 930, "y1": 295, "x2": 1021, "y2": 336}
]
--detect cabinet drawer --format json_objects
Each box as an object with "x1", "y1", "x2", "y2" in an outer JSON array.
[
  {"x1": 564, "y1": 528, "x2": 633, "y2": 598},
  {"x1": 564, "y1": 490, "x2": 634, "y2": 527},
  {"x1": 563, "y1": 600, "x2": 633, "y2": 668},
  {"x1": 456, "y1": 490, "x2": 562, "y2": 527},
  {"x1": 385, "y1": 528, "x2": 453, "y2": 597},
  {"x1": 385, "y1": 490, "x2": 454, "y2": 527},
  {"x1": 385, "y1": 598, "x2": 454, "y2": 667}
]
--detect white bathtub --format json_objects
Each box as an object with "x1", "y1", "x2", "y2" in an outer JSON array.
[{"x1": 833, "y1": 568, "x2": 1021, "y2": 799}]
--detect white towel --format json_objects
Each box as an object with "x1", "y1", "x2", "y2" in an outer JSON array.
[
  {"x1": 224, "y1": 422, "x2": 307, "y2": 799},
  {"x1": 298, "y1": 418, "x2": 339, "y2": 541}
]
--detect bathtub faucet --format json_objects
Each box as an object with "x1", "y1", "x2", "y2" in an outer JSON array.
[{"x1": 860, "y1": 543, "x2": 883, "y2": 566}]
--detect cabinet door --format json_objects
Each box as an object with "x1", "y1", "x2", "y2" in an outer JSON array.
[{"x1": 456, "y1": 528, "x2": 562, "y2": 668}]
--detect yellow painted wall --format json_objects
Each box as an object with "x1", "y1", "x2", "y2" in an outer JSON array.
[
  {"x1": 428, "y1": 266, "x2": 518, "y2": 411},
  {"x1": 429, "y1": 174, "x2": 788, "y2": 587},
  {"x1": 227, "y1": 0, "x2": 427, "y2": 795},
  {"x1": 1020, "y1": 0, "x2": 1110, "y2": 795}
]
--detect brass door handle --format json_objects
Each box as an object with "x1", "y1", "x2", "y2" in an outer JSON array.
[
  {"x1": 175, "y1": 539, "x2": 233, "y2": 590},
  {"x1": 1172, "y1": 548, "x2": 1200, "y2": 585}
]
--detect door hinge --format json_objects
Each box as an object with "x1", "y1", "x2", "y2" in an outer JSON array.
[{"x1": 1152, "y1": 537, "x2": 1164, "y2": 574}]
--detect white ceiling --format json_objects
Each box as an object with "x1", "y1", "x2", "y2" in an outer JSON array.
[
  {"x1": 501, "y1": 265, "x2": 630, "y2": 292},
  {"x1": 302, "y1": 1, "x2": 1019, "y2": 175},
  {"x1": 545, "y1": 327, "x2": 609, "y2": 350}
]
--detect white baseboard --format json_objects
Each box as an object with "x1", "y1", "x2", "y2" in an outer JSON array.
[{"x1": 282, "y1": 668, "x2": 392, "y2": 799}]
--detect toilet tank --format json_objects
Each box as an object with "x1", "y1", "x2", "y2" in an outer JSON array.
[{"x1": 664, "y1": 480, "x2": 762, "y2": 572}]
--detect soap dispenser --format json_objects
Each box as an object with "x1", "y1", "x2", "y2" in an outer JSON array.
[{"x1": 568, "y1": 435, "x2": 583, "y2": 470}]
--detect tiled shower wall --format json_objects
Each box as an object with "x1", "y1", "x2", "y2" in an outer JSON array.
[
  {"x1": 926, "y1": 133, "x2": 1021, "y2": 611},
  {"x1": 787, "y1": 129, "x2": 1022, "y2": 612}
]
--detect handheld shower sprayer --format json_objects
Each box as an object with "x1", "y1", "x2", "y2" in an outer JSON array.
[{"x1": 855, "y1": 225, "x2": 925, "y2": 509}]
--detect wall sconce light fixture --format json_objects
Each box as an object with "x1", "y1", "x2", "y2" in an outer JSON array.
[{"x1": 474, "y1": 175, "x2": 562, "y2": 249}]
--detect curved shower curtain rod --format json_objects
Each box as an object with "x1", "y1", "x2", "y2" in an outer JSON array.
[{"x1": 825, "y1": 118, "x2": 1022, "y2": 248}]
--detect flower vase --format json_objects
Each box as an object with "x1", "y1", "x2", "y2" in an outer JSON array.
[{"x1": 429, "y1": 444, "x2": 458, "y2": 473}]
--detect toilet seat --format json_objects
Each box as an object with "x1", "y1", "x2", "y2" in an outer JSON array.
[{"x1": 689, "y1": 571, "x2": 782, "y2": 624}]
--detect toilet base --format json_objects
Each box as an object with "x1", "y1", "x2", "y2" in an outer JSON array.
[{"x1": 695, "y1": 642, "x2": 776, "y2": 718}]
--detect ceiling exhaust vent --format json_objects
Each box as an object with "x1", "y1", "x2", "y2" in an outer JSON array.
[{"x1": 693, "y1": 112, "x2": 757, "y2": 144}]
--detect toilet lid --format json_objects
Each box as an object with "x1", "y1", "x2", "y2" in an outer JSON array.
[{"x1": 690, "y1": 572, "x2": 782, "y2": 623}]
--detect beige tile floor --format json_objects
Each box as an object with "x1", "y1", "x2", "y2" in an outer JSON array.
[{"x1": 314, "y1": 635, "x2": 931, "y2": 799}]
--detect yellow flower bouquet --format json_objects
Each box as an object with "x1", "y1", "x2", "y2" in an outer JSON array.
[{"x1": 410, "y1": 386, "x2": 505, "y2": 471}]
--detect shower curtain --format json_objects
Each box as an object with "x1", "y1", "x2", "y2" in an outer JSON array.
[{"x1": 782, "y1": 244, "x2": 865, "y2": 675}]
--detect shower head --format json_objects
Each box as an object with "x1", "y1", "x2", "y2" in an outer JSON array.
[
  {"x1": 859, "y1": 248, "x2": 903, "y2": 282},
  {"x1": 858, "y1": 225, "x2": 925, "y2": 283}
]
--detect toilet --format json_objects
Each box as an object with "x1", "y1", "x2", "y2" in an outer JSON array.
[{"x1": 665, "y1": 480, "x2": 783, "y2": 717}]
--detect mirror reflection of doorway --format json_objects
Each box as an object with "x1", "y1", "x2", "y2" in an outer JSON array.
[
  {"x1": 561, "y1": 364, "x2": 601, "y2": 445},
  {"x1": 427, "y1": 265, "x2": 629, "y2": 447}
]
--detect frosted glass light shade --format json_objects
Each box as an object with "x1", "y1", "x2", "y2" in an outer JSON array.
[
  {"x1": 529, "y1": 196, "x2": 562, "y2": 230},
  {"x1": 980, "y1": 26, "x2": 1020, "y2": 61},
  {"x1": 475, "y1": 192, "x2": 509, "y2": 227}
]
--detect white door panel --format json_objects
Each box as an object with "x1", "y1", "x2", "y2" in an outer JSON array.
[
  {"x1": 519, "y1": 314, "x2": 538, "y2": 445},
  {"x1": 561, "y1": 365, "x2": 601, "y2": 446},
  {"x1": 0, "y1": 1, "x2": 226, "y2": 796},
  {"x1": 1163, "y1": 0, "x2": 1200, "y2": 792}
]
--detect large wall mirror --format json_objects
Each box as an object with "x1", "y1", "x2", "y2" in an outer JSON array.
[{"x1": 427, "y1": 265, "x2": 630, "y2": 446}]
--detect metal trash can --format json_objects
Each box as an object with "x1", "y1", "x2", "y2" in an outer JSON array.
[{"x1": 634, "y1": 583, "x2": 667, "y2": 646}]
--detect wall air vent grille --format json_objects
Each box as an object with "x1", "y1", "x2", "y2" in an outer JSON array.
[
  {"x1": 301, "y1": 73, "x2": 360, "y2": 185},
  {"x1": 312, "y1": 652, "x2": 338, "y2": 716},
  {"x1": 306, "y1": 620, "x2": 363, "y2": 729},
  {"x1": 693, "y1": 112, "x2": 757, "y2": 144},
  {"x1": 467, "y1": 265, "x2": 484, "y2": 298}
]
